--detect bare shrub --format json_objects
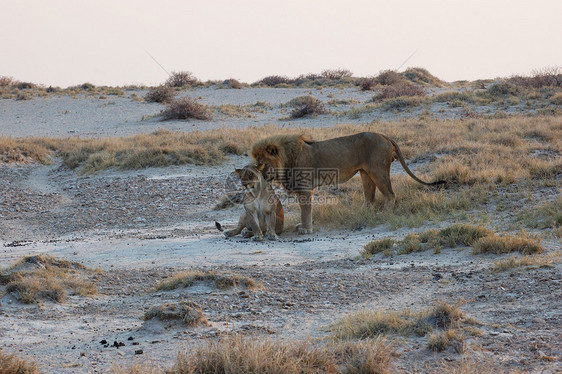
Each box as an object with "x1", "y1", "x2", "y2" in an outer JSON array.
[
  {"x1": 286, "y1": 95, "x2": 326, "y2": 118},
  {"x1": 225, "y1": 78, "x2": 243, "y2": 89},
  {"x1": 427, "y1": 329, "x2": 465, "y2": 353},
  {"x1": 154, "y1": 270, "x2": 261, "y2": 291},
  {"x1": 16, "y1": 82, "x2": 36, "y2": 89},
  {"x1": 375, "y1": 70, "x2": 407, "y2": 86},
  {"x1": 357, "y1": 77, "x2": 378, "y2": 91},
  {"x1": 0, "y1": 76, "x2": 16, "y2": 87},
  {"x1": 321, "y1": 68, "x2": 353, "y2": 80},
  {"x1": 165, "y1": 71, "x2": 198, "y2": 87},
  {"x1": 161, "y1": 97, "x2": 212, "y2": 120},
  {"x1": 258, "y1": 75, "x2": 294, "y2": 87},
  {"x1": 508, "y1": 67, "x2": 562, "y2": 88},
  {"x1": 144, "y1": 85, "x2": 175, "y2": 103},
  {"x1": 373, "y1": 81, "x2": 426, "y2": 101}
]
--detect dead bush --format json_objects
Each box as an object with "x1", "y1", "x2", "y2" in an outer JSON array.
[
  {"x1": 144, "y1": 85, "x2": 175, "y2": 103},
  {"x1": 165, "y1": 71, "x2": 198, "y2": 87},
  {"x1": 375, "y1": 70, "x2": 407, "y2": 86},
  {"x1": 286, "y1": 95, "x2": 326, "y2": 118},
  {"x1": 161, "y1": 97, "x2": 212, "y2": 120},
  {"x1": 258, "y1": 75, "x2": 294, "y2": 87},
  {"x1": 321, "y1": 68, "x2": 353, "y2": 80},
  {"x1": 373, "y1": 81, "x2": 426, "y2": 101}
]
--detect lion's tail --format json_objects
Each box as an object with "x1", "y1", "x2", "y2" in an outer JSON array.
[{"x1": 385, "y1": 136, "x2": 446, "y2": 186}]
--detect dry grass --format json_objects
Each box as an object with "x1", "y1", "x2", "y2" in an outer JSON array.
[
  {"x1": 153, "y1": 270, "x2": 262, "y2": 291},
  {"x1": 491, "y1": 251, "x2": 561, "y2": 272},
  {"x1": 2, "y1": 115, "x2": 560, "y2": 186},
  {"x1": 165, "y1": 71, "x2": 199, "y2": 87},
  {"x1": 0, "y1": 255, "x2": 98, "y2": 304},
  {"x1": 144, "y1": 301, "x2": 208, "y2": 326},
  {"x1": 169, "y1": 335, "x2": 393, "y2": 374},
  {"x1": 427, "y1": 329, "x2": 465, "y2": 353},
  {"x1": 0, "y1": 350, "x2": 41, "y2": 374},
  {"x1": 331, "y1": 301, "x2": 464, "y2": 340},
  {"x1": 472, "y1": 231, "x2": 544, "y2": 255}
]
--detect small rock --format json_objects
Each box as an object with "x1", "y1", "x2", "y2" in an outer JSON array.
[
  {"x1": 99, "y1": 339, "x2": 107, "y2": 345},
  {"x1": 135, "y1": 349, "x2": 144, "y2": 355}
]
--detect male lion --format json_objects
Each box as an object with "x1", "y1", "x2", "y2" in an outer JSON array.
[
  {"x1": 251, "y1": 132, "x2": 445, "y2": 234},
  {"x1": 222, "y1": 164, "x2": 284, "y2": 241}
]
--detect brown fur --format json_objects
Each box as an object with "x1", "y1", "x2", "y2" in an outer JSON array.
[
  {"x1": 251, "y1": 132, "x2": 445, "y2": 234},
  {"x1": 223, "y1": 164, "x2": 284, "y2": 241}
]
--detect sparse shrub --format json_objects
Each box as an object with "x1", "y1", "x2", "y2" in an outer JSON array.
[
  {"x1": 361, "y1": 238, "x2": 395, "y2": 258},
  {"x1": 508, "y1": 67, "x2": 562, "y2": 89},
  {"x1": 144, "y1": 85, "x2": 175, "y2": 103},
  {"x1": 144, "y1": 301, "x2": 208, "y2": 326},
  {"x1": 286, "y1": 95, "x2": 326, "y2": 118},
  {"x1": 357, "y1": 77, "x2": 378, "y2": 91},
  {"x1": 16, "y1": 82, "x2": 36, "y2": 89},
  {"x1": 402, "y1": 67, "x2": 446, "y2": 87},
  {"x1": 375, "y1": 70, "x2": 407, "y2": 86},
  {"x1": 398, "y1": 233, "x2": 422, "y2": 254},
  {"x1": 165, "y1": 71, "x2": 198, "y2": 87},
  {"x1": 486, "y1": 82, "x2": 516, "y2": 97},
  {"x1": 379, "y1": 96, "x2": 426, "y2": 110},
  {"x1": 321, "y1": 68, "x2": 353, "y2": 80},
  {"x1": 161, "y1": 97, "x2": 212, "y2": 120},
  {"x1": 225, "y1": 78, "x2": 242, "y2": 89},
  {"x1": 472, "y1": 232, "x2": 544, "y2": 255},
  {"x1": 258, "y1": 75, "x2": 294, "y2": 87},
  {"x1": 0, "y1": 76, "x2": 16, "y2": 87},
  {"x1": 373, "y1": 81, "x2": 426, "y2": 101},
  {"x1": 549, "y1": 92, "x2": 562, "y2": 105}
]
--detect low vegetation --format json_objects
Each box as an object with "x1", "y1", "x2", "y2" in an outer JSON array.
[
  {"x1": 362, "y1": 225, "x2": 545, "y2": 258},
  {"x1": 331, "y1": 301, "x2": 466, "y2": 340},
  {"x1": 427, "y1": 329, "x2": 465, "y2": 353},
  {"x1": 284, "y1": 95, "x2": 327, "y2": 118},
  {"x1": 144, "y1": 301, "x2": 208, "y2": 326},
  {"x1": 160, "y1": 97, "x2": 212, "y2": 120},
  {"x1": 0, "y1": 350, "x2": 41, "y2": 374},
  {"x1": 144, "y1": 85, "x2": 175, "y2": 103},
  {"x1": 169, "y1": 335, "x2": 393, "y2": 374},
  {"x1": 491, "y1": 251, "x2": 561, "y2": 272},
  {"x1": 165, "y1": 71, "x2": 199, "y2": 88},
  {"x1": 153, "y1": 270, "x2": 262, "y2": 291},
  {"x1": 0, "y1": 255, "x2": 98, "y2": 303}
]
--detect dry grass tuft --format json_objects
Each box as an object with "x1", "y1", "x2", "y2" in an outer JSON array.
[
  {"x1": 169, "y1": 335, "x2": 393, "y2": 374},
  {"x1": 491, "y1": 251, "x2": 561, "y2": 272},
  {"x1": 0, "y1": 350, "x2": 41, "y2": 374},
  {"x1": 144, "y1": 301, "x2": 208, "y2": 326},
  {"x1": 402, "y1": 67, "x2": 447, "y2": 87},
  {"x1": 1, "y1": 255, "x2": 97, "y2": 304},
  {"x1": 161, "y1": 97, "x2": 212, "y2": 120},
  {"x1": 427, "y1": 329, "x2": 465, "y2": 353},
  {"x1": 472, "y1": 232, "x2": 544, "y2": 255},
  {"x1": 154, "y1": 270, "x2": 262, "y2": 291},
  {"x1": 331, "y1": 301, "x2": 464, "y2": 340}
]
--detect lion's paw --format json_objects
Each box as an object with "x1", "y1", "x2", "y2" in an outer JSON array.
[
  {"x1": 296, "y1": 224, "x2": 313, "y2": 235},
  {"x1": 251, "y1": 235, "x2": 265, "y2": 242},
  {"x1": 267, "y1": 233, "x2": 279, "y2": 241}
]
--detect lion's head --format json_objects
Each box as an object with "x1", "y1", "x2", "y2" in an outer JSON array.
[{"x1": 251, "y1": 134, "x2": 311, "y2": 170}]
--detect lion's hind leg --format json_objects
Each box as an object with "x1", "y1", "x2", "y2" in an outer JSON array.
[
  {"x1": 224, "y1": 213, "x2": 247, "y2": 238},
  {"x1": 366, "y1": 169, "x2": 396, "y2": 208},
  {"x1": 360, "y1": 170, "x2": 377, "y2": 204}
]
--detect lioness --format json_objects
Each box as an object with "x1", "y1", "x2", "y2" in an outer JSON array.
[
  {"x1": 251, "y1": 132, "x2": 445, "y2": 234},
  {"x1": 223, "y1": 164, "x2": 284, "y2": 241}
]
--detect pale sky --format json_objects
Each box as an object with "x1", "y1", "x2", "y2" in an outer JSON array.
[{"x1": 2, "y1": 0, "x2": 561, "y2": 87}]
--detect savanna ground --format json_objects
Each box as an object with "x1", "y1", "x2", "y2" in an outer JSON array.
[{"x1": 0, "y1": 69, "x2": 561, "y2": 373}]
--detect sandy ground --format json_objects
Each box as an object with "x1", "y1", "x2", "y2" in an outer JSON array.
[{"x1": 0, "y1": 87, "x2": 561, "y2": 373}]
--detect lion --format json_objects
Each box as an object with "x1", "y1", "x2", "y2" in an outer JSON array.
[
  {"x1": 221, "y1": 163, "x2": 284, "y2": 241},
  {"x1": 251, "y1": 132, "x2": 445, "y2": 234}
]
